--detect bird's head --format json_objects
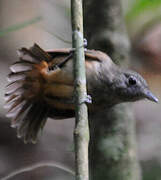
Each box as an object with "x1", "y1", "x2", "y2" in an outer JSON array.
[{"x1": 111, "y1": 70, "x2": 158, "y2": 104}]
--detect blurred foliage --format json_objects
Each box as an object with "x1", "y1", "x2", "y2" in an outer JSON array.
[
  {"x1": 142, "y1": 160, "x2": 161, "y2": 180},
  {"x1": 0, "y1": 1, "x2": 161, "y2": 180},
  {"x1": 126, "y1": 0, "x2": 161, "y2": 21},
  {"x1": 0, "y1": 16, "x2": 42, "y2": 37},
  {"x1": 1, "y1": 0, "x2": 161, "y2": 38}
]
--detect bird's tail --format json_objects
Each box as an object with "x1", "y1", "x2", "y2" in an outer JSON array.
[{"x1": 4, "y1": 44, "x2": 52, "y2": 143}]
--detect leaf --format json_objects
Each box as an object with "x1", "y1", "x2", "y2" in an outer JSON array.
[{"x1": 126, "y1": 0, "x2": 161, "y2": 21}]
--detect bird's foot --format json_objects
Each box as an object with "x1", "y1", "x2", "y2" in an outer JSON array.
[
  {"x1": 83, "y1": 94, "x2": 92, "y2": 104},
  {"x1": 63, "y1": 94, "x2": 92, "y2": 105},
  {"x1": 70, "y1": 38, "x2": 88, "y2": 53},
  {"x1": 78, "y1": 94, "x2": 92, "y2": 105},
  {"x1": 83, "y1": 38, "x2": 88, "y2": 48}
]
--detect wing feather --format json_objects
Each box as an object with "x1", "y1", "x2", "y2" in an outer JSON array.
[
  {"x1": 5, "y1": 44, "x2": 75, "y2": 143},
  {"x1": 5, "y1": 44, "x2": 108, "y2": 143}
]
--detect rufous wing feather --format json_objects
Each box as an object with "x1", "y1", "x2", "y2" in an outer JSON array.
[{"x1": 5, "y1": 44, "x2": 75, "y2": 143}]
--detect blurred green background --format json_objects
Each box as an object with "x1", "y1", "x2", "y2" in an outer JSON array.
[{"x1": 0, "y1": 0, "x2": 161, "y2": 179}]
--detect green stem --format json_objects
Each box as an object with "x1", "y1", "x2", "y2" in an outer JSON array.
[{"x1": 71, "y1": 1, "x2": 89, "y2": 180}]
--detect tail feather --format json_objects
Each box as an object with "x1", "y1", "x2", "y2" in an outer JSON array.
[
  {"x1": 7, "y1": 98, "x2": 25, "y2": 113},
  {"x1": 10, "y1": 61, "x2": 34, "y2": 73},
  {"x1": 4, "y1": 95, "x2": 20, "y2": 109},
  {"x1": 6, "y1": 100, "x2": 26, "y2": 119},
  {"x1": 31, "y1": 108, "x2": 49, "y2": 143},
  {"x1": 29, "y1": 43, "x2": 52, "y2": 62},
  {"x1": 17, "y1": 102, "x2": 40, "y2": 140},
  {"x1": 17, "y1": 48, "x2": 41, "y2": 63},
  {"x1": 11, "y1": 101, "x2": 31, "y2": 127},
  {"x1": 5, "y1": 44, "x2": 53, "y2": 143},
  {"x1": 6, "y1": 98, "x2": 26, "y2": 118},
  {"x1": 17, "y1": 102, "x2": 49, "y2": 143},
  {"x1": 5, "y1": 44, "x2": 75, "y2": 143},
  {"x1": 5, "y1": 87, "x2": 25, "y2": 97},
  {"x1": 7, "y1": 72, "x2": 27, "y2": 82},
  {"x1": 6, "y1": 81, "x2": 23, "y2": 94}
]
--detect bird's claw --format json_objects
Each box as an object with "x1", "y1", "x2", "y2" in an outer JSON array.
[
  {"x1": 70, "y1": 38, "x2": 88, "y2": 53},
  {"x1": 83, "y1": 38, "x2": 88, "y2": 48},
  {"x1": 84, "y1": 94, "x2": 92, "y2": 104},
  {"x1": 79, "y1": 94, "x2": 92, "y2": 105},
  {"x1": 66, "y1": 94, "x2": 92, "y2": 105}
]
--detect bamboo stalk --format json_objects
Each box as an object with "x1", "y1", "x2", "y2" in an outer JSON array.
[{"x1": 71, "y1": 0, "x2": 89, "y2": 180}]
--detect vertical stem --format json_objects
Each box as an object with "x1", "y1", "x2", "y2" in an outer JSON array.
[{"x1": 71, "y1": 1, "x2": 89, "y2": 180}]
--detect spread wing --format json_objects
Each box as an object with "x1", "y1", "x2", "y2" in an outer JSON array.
[
  {"x1": 5, "y1": 44, "x2": 75, "y2": 143},
  {"x1": 4, "y1": 44, "x2": 106, "y2": 143}
]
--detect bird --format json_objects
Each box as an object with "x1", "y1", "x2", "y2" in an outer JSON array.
[{"x1": 4, "y1": 43, "x2": 158, "y2": 143}]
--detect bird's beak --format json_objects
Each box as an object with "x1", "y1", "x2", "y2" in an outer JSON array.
[{"x1": 143, "y1": 89, "x2": 158, "y2": 103}]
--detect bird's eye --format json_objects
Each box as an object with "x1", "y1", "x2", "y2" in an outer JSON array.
[{"x1": 128, "y1": 76, "x2": 137, "y2": 86}]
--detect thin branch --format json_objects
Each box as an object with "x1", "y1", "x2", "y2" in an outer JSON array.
[
  {"x1": 1, "y1": 161, "x2": 74, "y2": 180},
  {"x1": 71, "y1": 0, "x2": 89, "y2": 180}
]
